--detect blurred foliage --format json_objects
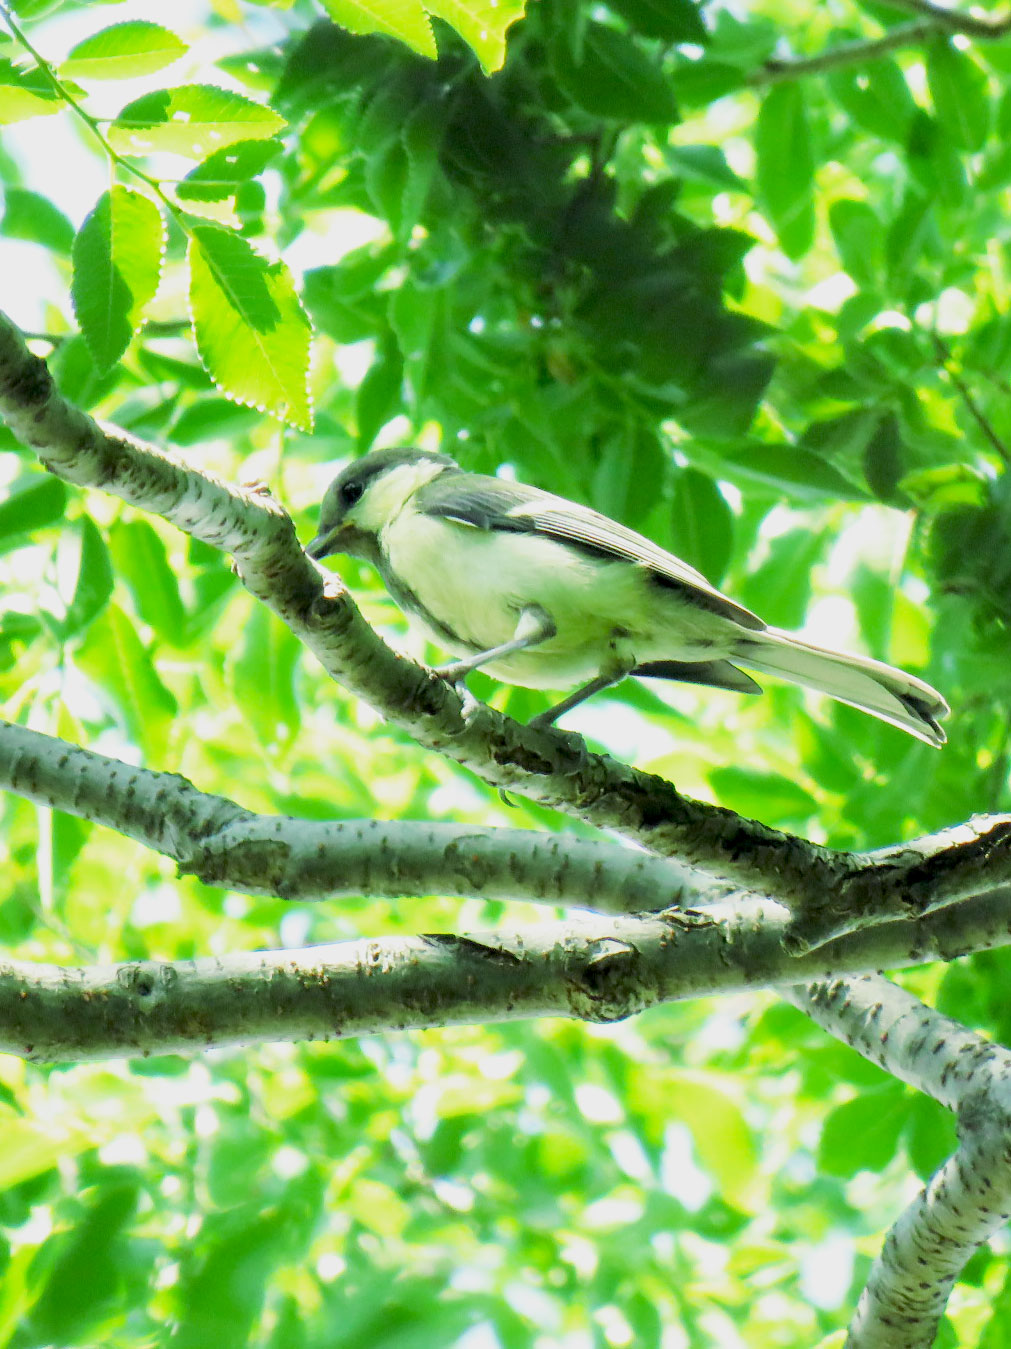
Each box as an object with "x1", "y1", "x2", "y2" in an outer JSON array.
[{"x1": 1, "y1": 0, "x2": 1011, "y2": 1343}]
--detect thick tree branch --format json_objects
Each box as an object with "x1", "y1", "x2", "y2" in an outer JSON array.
[
  {"x1": 5, "y1": 889, "x2": 1011, "y2": 1061},
  {"x1": 0, "y1": 719, "x2": 716, "y2": 914},
  {"x1": 785, "y1": 975, "x2": 1011, "y2": 1348}
]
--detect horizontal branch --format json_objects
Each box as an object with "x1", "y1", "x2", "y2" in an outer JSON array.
[
  {"x1": 5, "y1": 886, "x2": 1011, "y2": 1061},
  {"x1": 0, "y1": 718, "x2": 716, "y2": 914},
  {"x1": 6, "y1": 712, "x2": 1010, "y2": 961}
]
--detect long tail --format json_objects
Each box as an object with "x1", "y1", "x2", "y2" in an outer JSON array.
[{"x1": 734, "y1": 628, "x2": 949, "y2": 746}]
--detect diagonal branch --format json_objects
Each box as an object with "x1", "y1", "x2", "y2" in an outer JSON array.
[
  {"x1": 749, "y1": 2, "x2": 1011, "y2": 87},
  {"x1": 0, "y1": 308, "x2": 843, "y2": 900},
  {"x1": 785, "y1": 974, "x2": 1011, "y2": 1347}
]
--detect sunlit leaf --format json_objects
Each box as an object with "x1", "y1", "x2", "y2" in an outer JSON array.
[
  {"x1": 188, "y1": 225, "x2": 313, "y2": 430},
  {"x1": 61, "y1": 21, "x2": 187, "y2": 80},
  {"x1": 71, "y1": 187, "x2": 164, "y2": 372},
  {"x1": 109, "y1": 84, "x2": 285, "y2": 157}
]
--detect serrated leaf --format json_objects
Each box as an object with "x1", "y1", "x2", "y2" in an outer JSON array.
[
  {"x1": 426, "y1": 0, "x2": 526, "y2": 72},
  {"x1": 738, "y1": 527, "x2": 829, "y2": 629},
  {"x1": 0, "y1": 58, "x2": 62, "y2": 123},
  {"x1": 926, "y1": 36, "x2": 990, "y2": 152},
  {"x1": 0, "y1": 187, "x2": 74, "y2": 252},
  {"x1": 188, "y1": 225, "x2": 313, "y2": 431},
  {"x1": 61, "y1": 22, "x2": 187, "y2": 81},
  {"x1": 71, "y1": 187, "x2": 165, "y2": 373},
  {"x1": 828, "y1": 198, "x2": 882, "y2": 287},
  {"x1": 320, "y1": 0, "x2": 437, "y2": 59},
  {"x1": 755, "y1": 83, "x2": 814, "y2": 260},
  {"x1": 714, "y1": 442, "x2": 869, "y2": 503},
  {"x1": 552, "y1": 22, "x2": 678, "y2": 123},
  {"x1": 109, "y1": 84, "x2": 285, "y2": 158},
  {"x1": 356, "y1": 340, "x2": 403, "y2": 450},
  {"x1": 177, "y1": 139, "x2": 283, "y2": 204}
]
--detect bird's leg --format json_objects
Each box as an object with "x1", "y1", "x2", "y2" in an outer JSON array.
[
  {"x1": 529, "y1": 636, "x2": 636, "y2": 728},
  {"x1": 529, "y1": 673, "x2": 621, "y2": 728},
  {"x1": 432, "y1": 606, "x2": 556, "y2": 681}
]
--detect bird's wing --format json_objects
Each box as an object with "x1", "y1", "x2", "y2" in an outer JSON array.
[{"x1": 416, "y1": 472, "x2": 766, "y2": 632}]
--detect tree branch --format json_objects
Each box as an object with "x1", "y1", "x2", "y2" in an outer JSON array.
[
  {"x1": 6, "y1": 887, "x2": 1011, "y2": 1061},
  {"x1": 0, "y1": 309, "x2": 846, "y2": 900},
  {"x1": 785, "y1": 974, "x2": 1011, "y2": 1347},
  {"x1": 748, "y1": 21, "x2": 936, "y2": 86},
  {"x1": 3, "y1": 315, "x2": 1009, "y2": 937},
  {"x1": 0, "y1": 718, "x2": 717, "y2": 914},
  {"x1": 749, "y1": 2, "x2": 1011, "y2": 88}
]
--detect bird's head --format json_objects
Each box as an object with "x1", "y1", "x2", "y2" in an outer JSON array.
[{"x1": 306, "y1": 447, "x2": 457, "y2": 562}]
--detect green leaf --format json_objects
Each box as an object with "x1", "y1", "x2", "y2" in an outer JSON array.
[
  {"x1": 666, "y1": 144, "x2": 744, "y2": 190},
  {"x1": 61, "y1": 21, "x2": 187, "y2": 80},
  {"x1": 108, "y1": 519, "x2": 185, "y2": 645},
  {"x1": 926, "y1": 36, "x2": 990, "y2": 152},
  {"x1": 708, "y1": 766, "x2": 819, "y2": 825},
  {"x1": 177, "y1": 139, "x2": 283, "y2": 204},
  {"x1": 0, "y1": 58, "x2": 62, "y2": 123},
  {"x1": 0, "y1": 473, "x2": 67, "y2": 540},
  {"x1": 591, "y1": 427, "x2": 665, "y2": 530},
  {"x1": 667, "y1": 1073, "x2": 759, "y2": 1208},
  {"x1": 320, "y1": 0, "x2": 437, "y2": 60},
  {"x1": 231, "y1": 604, "x2": 300, "y2": 745},
  {"x1": 607, "y1": 0, "x2": 706, "y2": 43},
  {"x1": 188, "y1": 225, "x2": 313, "y2": 431},
  {"x1": 0, "y1": 187, "x2": 74, "y2": 252},
  {"x1": 552, "y1": 22, "x2": 679, "y2": 123},
  {"x1": 73, "y1": 604, "x2": 177, "y2": 754},
  {"x1": 71, "y1": 187, "x2": 165, "y2": 373},
  {"x1": 755, "y1": 83, "x2": 814, "y2": 260},
  {"x1": 356, "y1": 341, "x2": 404, "y2": 451},
  {"x1": 109, "y1": 84, "x2": 285, "y2": 158},
  {"x1": 738, "y1": 527, "x2": 829, "y2": 628},
  {"x1": 669, "y1": 467, "x2": 733, "y2": 585},
  {"x1": 57, "y1": 515, "x2": 114, "y2": 637},
  {"x1": 819, "y1": 1088, "x2": 911, "y2": 1177},
  {"x1": 705, "y1": 442, "x2": 868, "y2": 503},
  {"x1": 828, "y1": 198, "x2": 883, "y2": 287},
  {"x1": 426, "y1": 0, "x2": 527, "y2": 73},
  {"x1": 826, "y1": 59, "x2": 915, "y2": 143}
]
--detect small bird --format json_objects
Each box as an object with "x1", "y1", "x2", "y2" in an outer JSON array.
[{"x1": 306, "y1": 447, "x2": 949, "y2": 745}]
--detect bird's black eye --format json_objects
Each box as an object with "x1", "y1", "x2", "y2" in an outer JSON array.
[{"x1": 340, "y1": 480, "x2": 364, "y2": 507}]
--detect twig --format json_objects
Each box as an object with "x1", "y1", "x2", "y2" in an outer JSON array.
[
  {"x1": 749, "y1": 2, "x2": 1011, "y2": 88},
  {"x1": 932, "y1": 333, "x2": 1011, "y2": 468}
]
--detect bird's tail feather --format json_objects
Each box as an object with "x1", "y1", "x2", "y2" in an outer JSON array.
[{"x1": 735, "y1": 628, "x2": 949, "y2": 747}]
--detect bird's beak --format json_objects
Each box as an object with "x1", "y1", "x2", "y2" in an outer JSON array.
[{"x1": 305, "y1": 524, "x2": 344, "y2": 561}]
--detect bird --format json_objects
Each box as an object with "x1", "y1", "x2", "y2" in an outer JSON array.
[{"x1": 305, "y1": 447, "x2": 949, "y2": 745}]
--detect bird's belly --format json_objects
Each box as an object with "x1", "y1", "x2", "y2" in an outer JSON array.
[{"x1": 381, "y1": 510, "x2": 728, "y2": 690}]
